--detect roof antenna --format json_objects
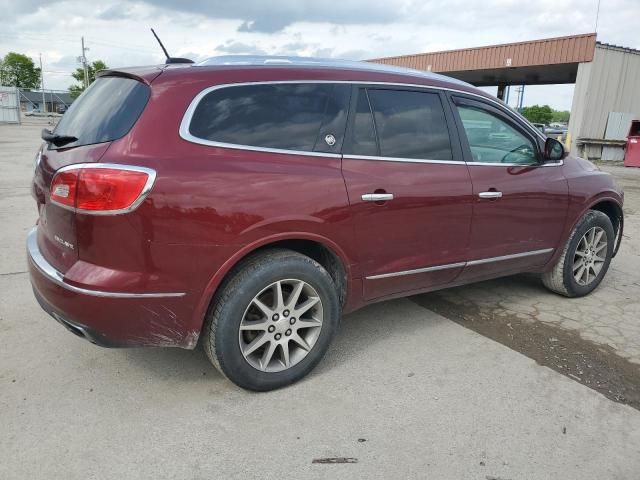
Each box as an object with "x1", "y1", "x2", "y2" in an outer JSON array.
[{"x1": 150, "y1": 28, "x2": 194, "y2": 65}]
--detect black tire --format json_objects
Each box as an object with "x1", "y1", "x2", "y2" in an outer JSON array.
[
  {"x1": 202, "y1": 248, "x2": 340, "y2": 391},
  {"x1": 542, "y1": 210, "x2": 615, "y2": 297}
]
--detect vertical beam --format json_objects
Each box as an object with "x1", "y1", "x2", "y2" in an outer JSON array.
[{"x1": 497, "y1": 84, "x2": 507, "y2": 100}]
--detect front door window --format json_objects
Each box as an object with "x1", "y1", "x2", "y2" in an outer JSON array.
[{"x1": 456, "y1": 105, "x2": 538, "y2": 165}]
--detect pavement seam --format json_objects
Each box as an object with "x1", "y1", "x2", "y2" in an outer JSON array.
[{"x1": 0, "y1": 271, "x2": 28, "y2": 277}]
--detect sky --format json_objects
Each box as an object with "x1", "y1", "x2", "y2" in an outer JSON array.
[{"x1": 1, "y1": 0, "x2": 639, "y2": 111}]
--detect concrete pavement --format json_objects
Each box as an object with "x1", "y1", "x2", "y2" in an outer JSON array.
[
  {"x1": 1, "y1": 119, "x2": 639, "y2": 479},
  {"x1": 424, "y1": 164, "x2": 640, "y2": 365}
]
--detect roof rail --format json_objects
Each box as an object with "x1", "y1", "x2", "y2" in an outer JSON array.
[{"x1": 195, "y1": 55, "x2": 471, "y2": 86}]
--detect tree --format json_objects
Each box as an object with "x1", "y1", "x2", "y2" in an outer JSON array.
[
  {"x1": 69, "y1": 60, "x2": 108, "y2": 98},
  {"x1": 520, "y1": 104, "x2": 554, "y2": 125},
  {"x1": 0, "y1": 52, "x2": 41, "y2": 89},
  {"x1": 551, "y1": 110, "x2": 570, "y2": 124}
]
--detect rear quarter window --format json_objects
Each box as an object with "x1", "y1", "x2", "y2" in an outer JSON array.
[
  {"x1": 53, "y1": 76, "x2": 150, "y2": 149},
  {"x1": 186, "y1": 83, "x2": 351, "y2": 154}
]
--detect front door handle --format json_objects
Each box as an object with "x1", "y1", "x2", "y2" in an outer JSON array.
[
  {"x1": 478, "y1": 191, "x2": 503, "y2": 199},
  {"x1": 362, "y1": 193, "x2": 394, "y2": 202}
]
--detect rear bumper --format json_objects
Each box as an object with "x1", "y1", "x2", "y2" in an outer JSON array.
[
  {"x1": 32, "y1": 287, "x2": 121, "y2": 347},
  {"x1": 27, "y1": 227, "x2": 199, "y2": 348}
]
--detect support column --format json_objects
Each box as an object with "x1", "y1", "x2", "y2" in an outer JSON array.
[{"x1": 497, "y1": 84, "x2": 507, "y2": 100}]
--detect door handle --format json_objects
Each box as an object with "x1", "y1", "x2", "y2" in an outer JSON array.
[
  {"x1": 362, "y1": 193, "x2": 394, "y2": 202},
  {"x1": 478, "y1": 191, "x2": 503, "y2": 199}
]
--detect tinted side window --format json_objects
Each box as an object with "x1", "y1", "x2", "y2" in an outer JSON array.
[
  {"x1": 456, "y1": 105, "x2": 538, "y2": 164},
  {"x1": 366, "y1": 89, "x2": 453, "y2": 160},
  {"x1": 346, "y1": 89, "x2": 378, "y2": 156},
  {"x1": 53, "y1": 77, "x2": 150, "y2": 149},
  {"x1": 189, "y1": 83, "x2": 350, "y2": 153}
]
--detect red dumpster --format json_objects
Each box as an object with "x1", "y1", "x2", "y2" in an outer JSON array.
[{"x1": 625, "y1": 120, "x2": 640, "y2": 167}]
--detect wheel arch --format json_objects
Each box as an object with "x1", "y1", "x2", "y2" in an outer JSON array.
[
  {"x1": 589, "y1": 199, "x2": 624, "y2": 249},
  {"x1": 190, "y1": 233, "x2": 352, "y2": 335},
  {"x1": 587, "y1": 198, "x2": 624, "y2": 257},
  {"x1": 544, "y1": 194, "x2": 623, "y2": 272}
]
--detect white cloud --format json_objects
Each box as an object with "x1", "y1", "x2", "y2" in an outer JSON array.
[{"x1": 0, "y1": 0, "x2": 638, "y2": 110}]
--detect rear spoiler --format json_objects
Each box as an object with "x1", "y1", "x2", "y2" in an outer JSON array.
[{"x1": 96, "y1": 66, "x2": 165, "y2": 85}]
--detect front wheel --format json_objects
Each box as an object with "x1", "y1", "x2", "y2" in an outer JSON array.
[
  {"x1": 202, "y1": 249, "x2": 340, "y2": 391},
  {"x1": 542, "y1": 210, "x2": 615, "y2": 297}
]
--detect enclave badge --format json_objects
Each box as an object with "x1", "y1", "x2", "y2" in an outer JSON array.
[{"x1": 54, "y1": 235, "x2": 75, "y2": 250}]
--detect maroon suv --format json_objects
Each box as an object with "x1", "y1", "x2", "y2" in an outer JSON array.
[{"x1": 28, "y1": 56, "x2": 623, "y2": 390}]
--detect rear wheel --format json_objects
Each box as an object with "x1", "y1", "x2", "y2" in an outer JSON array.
[
  {"x1": 202, "y1": 249, "x2": 340, "y2": 391},
  {"x1": 542, "y1": 210, "x2": 614, "y2": 297}
]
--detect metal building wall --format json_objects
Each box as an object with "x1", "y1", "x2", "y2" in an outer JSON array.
[
  {"x1": 569, "y1": 44, "x2": 640, "y2": 159},
  {"x1": 0, "y1": 86, "x2": 21, "y2": 124}
]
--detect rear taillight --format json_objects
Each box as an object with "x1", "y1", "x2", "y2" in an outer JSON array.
[{"x1": 50, "y1": 164, "x2": 155, "y2": 214}]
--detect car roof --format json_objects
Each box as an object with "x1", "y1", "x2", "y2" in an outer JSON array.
[
  {"x1": 103, "y1": 55, "x2": 495, "y2": 102},
  {"x1": 195, "y1": 55, "x2": 472, "y2": 86}
]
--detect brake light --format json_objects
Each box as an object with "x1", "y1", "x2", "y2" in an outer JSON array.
[{"x1": 50, "y1": 164, "x2": 155, "y2": 214}]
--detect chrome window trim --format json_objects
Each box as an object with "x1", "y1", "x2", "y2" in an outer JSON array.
[
  {"x1": 343, "y1": 154, "x2": 465, "y2": 165},
  {"x1": 179, "y1": 81, "x2": 343, "y2": 158},
  {"x1": 465, "y1": 161, "x2": 563, "y2": 167},
  {"x1": 27, "y1": 227, "x2": 185, "y2": 298},
  {"x1": 365, "y1": 248, "x2": 554, "y2": 280},
  {"x1": 50, "y1": 163, "x2": 157, "y2": 216},
  {"x1": 179, "y1": 80, "x2": 554, "y2": 162}
]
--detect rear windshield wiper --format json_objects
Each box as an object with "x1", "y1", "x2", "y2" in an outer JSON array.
[{"x1": 41, "y1": 129, "x2": 78, "y2": 147}]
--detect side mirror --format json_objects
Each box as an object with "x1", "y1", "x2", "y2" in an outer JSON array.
[{"x1": 544, "y1": 137, "x2": 565, "y2": 161}]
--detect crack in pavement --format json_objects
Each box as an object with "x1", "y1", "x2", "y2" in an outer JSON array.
[
  {"x1": 0, "y1": 271, "x2": 28, "y2": 277},
  {"x1": 411, "y1": 293, "x2": 640, "y2": 411}
]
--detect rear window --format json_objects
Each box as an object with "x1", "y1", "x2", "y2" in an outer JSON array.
[
  {"x1": 367, "y1": 89, "x2": 453, "y2": 160},
  {"x1": 187, "y1": 83, "x2": 351, "y2": 153},
  {"x1": 53, "y1": 76, "x2": 150, "y2": 149},
  {"x1": 347, "y1": 88, "x2": 453, "y2": 160}
]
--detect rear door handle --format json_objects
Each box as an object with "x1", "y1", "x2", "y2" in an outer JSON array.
[
  {"x1": 362, "y1": 193, "x2": 394, "y2": 202},
  {"x1": 478, "y1": 191, "x2": 503, "y2": 199}
]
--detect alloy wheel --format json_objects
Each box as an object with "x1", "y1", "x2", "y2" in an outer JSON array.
[
  {"x1": 238, "y1": 279, "x2": 323, "y2": 372},
  {"x1": 573, "y1": 226, "x2": 608, "y2": 286}
]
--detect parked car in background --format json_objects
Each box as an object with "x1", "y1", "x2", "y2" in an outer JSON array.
[
  {"x1": 28, "y1": 56, "x2": 624, "y2": 390},
  {"x1": 544, "y1": 125, "x2": 569, "y2": 143}
]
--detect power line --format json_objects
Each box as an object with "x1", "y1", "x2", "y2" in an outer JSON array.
[
  {"x1": 0, "y1": 32, "x2": 78, "y2": 44},
  {"x1": 0, "y1": 32, "x2": 157, "y2": 55},
  {"x1": 85, "y1": 39, "x2": 157, "y2": 54}
]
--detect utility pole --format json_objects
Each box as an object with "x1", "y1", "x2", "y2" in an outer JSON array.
[
  {"x1": 80, "y1": 36, "x2": 89, "y2": 89},
  {"x1": 39, "y1": 53, "x2": 46, "y2": 114},
  {"x1": 514, "y1": 85, "x2": 525, "y2": 112},
  {"x1": 518, "y1": 84, "x2": 526, "y2": 111}
]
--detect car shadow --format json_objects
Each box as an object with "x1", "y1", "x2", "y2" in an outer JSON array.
[
  {"x1": 314, "y1": 298, "x2": 443, "y2": 376},
  {"x1": 120, "y1": 343, "x2": 222, "y2": 383},
  {"x1": 104, "y1": 275, "x2": 548, "y2": 387},
  {"x1": 118, "y1": 298, "x2": 443, "y2": 386}
]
